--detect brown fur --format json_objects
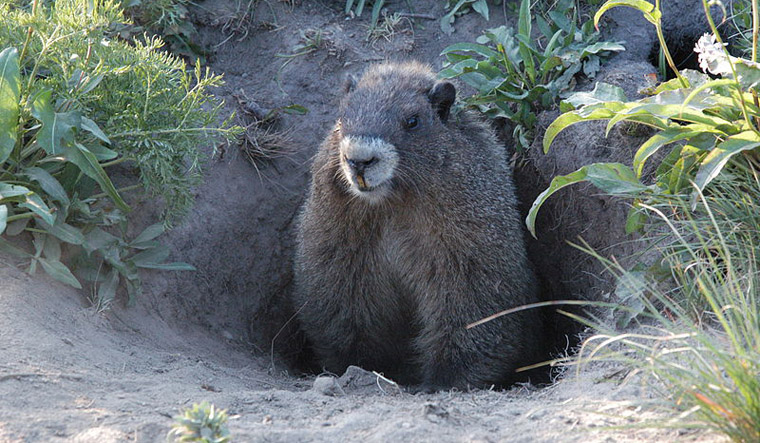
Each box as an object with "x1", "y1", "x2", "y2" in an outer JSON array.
[{"x1": 293, "y1": 62, "x2": 545, "y2": 391}]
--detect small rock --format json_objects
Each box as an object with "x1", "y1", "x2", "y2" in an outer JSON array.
[
  {"x1": 311, "y1": 375, "x2": 345, "y2": 397},
  {"x1": 337, "y1": 366, "x2": 402, "y2": 395}
]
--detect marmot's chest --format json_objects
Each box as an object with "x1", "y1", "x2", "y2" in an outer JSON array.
[{"x1": 369, "y1": 217, "x2": 443, "y2": 284}]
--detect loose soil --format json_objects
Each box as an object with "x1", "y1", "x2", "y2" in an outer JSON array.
[{"x1": 0, "y1": 1, "x2": 726, "y2": 441}]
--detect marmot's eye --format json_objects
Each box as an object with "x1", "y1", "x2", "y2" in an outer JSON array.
[{"x1": 404, "y1": 115, "x2": 419, "y2": 130}]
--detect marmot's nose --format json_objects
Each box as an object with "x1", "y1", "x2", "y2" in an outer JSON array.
[{"x1": 346, "y1": 157, "x2": 378, "y2": 174}]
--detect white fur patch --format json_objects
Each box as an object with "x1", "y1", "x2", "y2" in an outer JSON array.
[{"x1": 339, "y1": 136, "x2": 398, "y2": 203}]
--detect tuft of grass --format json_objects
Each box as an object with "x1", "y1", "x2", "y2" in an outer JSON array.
[
  {"x1": 573, "y1": 166, "x2": 760, "y2": 442},
  {"x1": 366, "y1": 11, "x2": 412, "y2": 44},
  {"x1": 169, "y1": 401, "x2": 231, "y2": 443},
  {"x1": 345, "y1": 0, "x2": 385, "y2": 29}
]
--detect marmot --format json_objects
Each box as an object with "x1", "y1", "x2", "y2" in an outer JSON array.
[{"x1": 293, "y1": 62, "x2": 545, "y2": 391}]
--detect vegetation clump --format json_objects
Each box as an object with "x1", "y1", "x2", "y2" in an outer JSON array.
[
  {"x1": 525, "y1": 0, "x2": 760, "y2": 439},
  {"x1": 0, "y1": 0, "x2": 240, "y2": 306},
  {"x1": 169, "y1": 401, "x2": 231, "y2": 443},
  {"x1": 439, "y1": 0, "x2": 624, "y2": 151}
]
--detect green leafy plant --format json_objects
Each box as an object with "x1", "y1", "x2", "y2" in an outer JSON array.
[
  {"x1": 119, "y1": 0, "x2": 204, "y2": 61},
  {"x1": 527, "y1": 0, "x2": 760, "y2": 237},
  {"x1": 524, "y1": 0, "x2": 760, "y2": 439},
  {"x1": 169, "y1": 401, "x2": 231, "y2": 443},
  {"x1": 0, "y1": 0, "x2": 240, "y2": 305},
  {"x1": 439, "y1": 0, "x2": 624, "y2": 151},
  {"x1": 573, "y1": 174, "x2": 760, "y2": 442},
  {"x1": 440, "y1": 0, "x2": 499, "y2": 35}
]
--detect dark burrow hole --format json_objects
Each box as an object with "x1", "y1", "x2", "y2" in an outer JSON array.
[{"x1": 648, "y1": 42, "x2": 701, "y2": 81}]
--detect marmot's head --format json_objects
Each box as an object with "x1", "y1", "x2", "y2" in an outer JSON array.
[{"x1": 333, "y1": 62, "x2": 456, "y2": 204}]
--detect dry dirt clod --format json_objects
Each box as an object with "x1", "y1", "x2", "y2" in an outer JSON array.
[{"x1": 311, "y1": 375, "x2": 345, "y2": 397}]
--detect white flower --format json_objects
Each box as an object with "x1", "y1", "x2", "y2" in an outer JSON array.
[{"x1": 694, "y1": 33, "x2": 731, "y2": 75}]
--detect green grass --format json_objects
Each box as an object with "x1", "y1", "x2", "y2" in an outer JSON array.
[{"x1": 573, "y1": 165, "x2": 760, "y2": 442}]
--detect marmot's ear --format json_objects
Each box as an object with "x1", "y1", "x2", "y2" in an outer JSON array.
[
  {"x1": 428, "y1": 81, "x2": 456, "y2": 123},
  {"x1": 343, "y1": 74, "x2": 358, "y2": 94}
]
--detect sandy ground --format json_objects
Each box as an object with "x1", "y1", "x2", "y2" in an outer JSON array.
[
  {"x1": 0, "y1": 1, "x2": 727, "y2": 441},
  {"x1": 0, "y1": 264, "x2": 723, "y2": 442}
]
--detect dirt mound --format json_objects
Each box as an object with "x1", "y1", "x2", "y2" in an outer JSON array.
[{"x1": 0, "y1": 1, "x2": 723, "y2": 441}]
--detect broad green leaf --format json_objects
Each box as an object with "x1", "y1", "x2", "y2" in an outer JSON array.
[
  {"x1": 80, "y1": 116, "x2": 110, "y2": 144},
  {"x1": 5, "y1": 217, "x2": 28, "y2": 236},
  {"x1": 633, "y1": 127, "x2": 699, "y2": 177},
  {"x1": 681, "y1": 78, "x2": 736, "y2": 109},
  {"x1": 594, "y1": 0, "x2": 660, "y2": 29},
  {"x1": 0, "y1": 204, "x2": 6, "y2": 235},
  {"x1": 471, "y1": 0, "x2": 489, "y2": 20},
  {"x1": 84, "y1": 143, "x2": 118, "y2": 161},
  {"x1": 561, "y1": 82, "x2": 628, "y2": 111},
  {"x1": 620, "y1": 103, "x2": 730, "y2": 127},
  {"x1": 64, "y1": 143, "x2": 129, "y2": 211},
  {"x1": 438, "y1": 59, "x2": 480, "y2": 78},
  {"x1": 39, "y1": 219, "x2": 84, "y2": 245},
  {"x1": 83, "y1": 227, "x2": 120, "y2": 253},
  {"x1": 606, "y1": 112, "x2": 671, "y2": 131},
  {"x1": 38, "y1": 257, "x2": 82, "y2": 289},
  {"x1": 0, "y1": 47, "x2": 20, "y2": 164},
  {"x1": 130, "y1": 244, "x2": 170, "y2": 266},
  {"x1": 695, "y1": 131, "x2": 760, "y2": 192},
  {"x1": 23, "y1": 167, "x2": 70, "y2": 205},
  {"x1": 580, "y1": 41, "x2": 626, "y2": 58},
  {"x1": 526, "y1": 162, "x2": 645, "y2": 237},
  {"x1": 536, "y1": 15, "x2": 553, "y2": 40},
  {"x1": 31, "y1": 90, "x2": 81, "y2": 155},
  {"x1": 625, "y1": 204, "x2": 646, "y2": 234},
  {"x1": 517, "y1": 0, "x2": 535, "y2": 83},
  {"x1": 548, "y1": 10, "x2": 572, "y2": 32},
  {"x1": 440, "y1": 42, "x2": 500, "y2": 59},
  {"x1": 604, "y1": 107, "x2": 668, "y2": 135},
  {"x1": 668, "y1": 145, "x2": 701, "y2": 193},
  {"x1": 584, "y1": 163, "x2": 648, "y2": 194},
  {"x1": 131, "y1": 223, "x2": 165, "y2": 246},
  {"x1": 440, "y1": 0, "x2": 468, "y2": 35},
  {"x1": 543, "y1": 104, "x2": 621, "y2": 153},
  {"x1": 733, "y1": 58, "x2": 760, "y2": 91},
  {"x1": 0, "y1": 237, "x2": 30, "y2": 257},
  {"x1": 19, "y1": 192, "x2": 55, "y2": 226},
  {"x1": 651, "y1": 69, "x2": 707, "y2": 95},
  {"x1": 543, "y1": 30, "x2": 564, "y2": 57},
  {"x1": 97, "y1": 269, "x2": 119, "y2": 305},
  {"x1": 43, "y1": 235, "x2": 61, "y2": 262},
  {"x1": 0, "y1": 183, "x2": 31, "y2": 199}
]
